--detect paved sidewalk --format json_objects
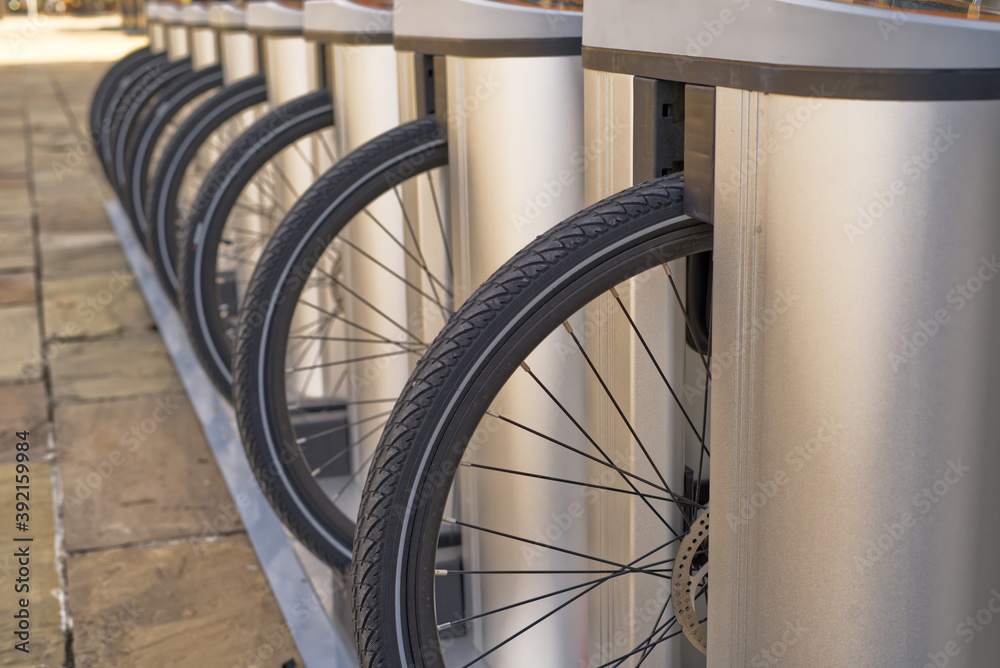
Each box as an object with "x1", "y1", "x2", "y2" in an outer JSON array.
[{"x1": 0, "y1": 15, "x2": 303, "y2": 668}]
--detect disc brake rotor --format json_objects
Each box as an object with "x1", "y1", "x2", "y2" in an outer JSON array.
[{"x1": 671, "y1": 507, "x2": 709, "y2": 654}]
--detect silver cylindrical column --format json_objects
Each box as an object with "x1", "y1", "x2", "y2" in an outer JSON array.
[
  {"x1": 146, "y1": 2, "x2": 167, "y2": 54},
  {"x1": 210, "y1": 3, "x2": 259, "y2": 85},
  {"x1": 331, "y1": 38, "x2": 406, "y2": 464},
  {"x1": 300, "y1": 0, "x2": 409, "y2": 504},
  {"x1": 579, "y1": 0, "x2": 1000, "y2": 664},
  {"x1": 396, "y1": 51, "x2": 452, "y2": 347},
  {"x1": 446, "y1": 50, "x2": 587, "y2": 668},
  {"x1": 246, "y1": 1, "x2": 325, "y2": 395},
  {"x1": 582, "y1": 65, "x2": 703, "y2": 668},
  {"x1": 709, "y1": 89, "x2": 1000, "y2": 668},
  {"x1": 182, "y1": 3, "x2": 219, "y2": 70},
  {"x1": 160, "y1": 4, "x2": 190, "y2": 61}
]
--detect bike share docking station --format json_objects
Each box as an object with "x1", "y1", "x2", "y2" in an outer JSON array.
[
  {"x1": 159, "y1": 2, "x2": 192, "y2": 63},
  {"x1": 181, "y1": 3, "x2": 220, "y2": 72},
  {"x1": 299, "y1": 0, "x2": 402, "y2": 492},
  {"x1": 584, "y1": 0, "x2": 1000, "y2": 665},
  {"x1": 145, "y1": 1, "x2": 166, "y2": 55},
  {"x1": 395, "y1": 1, "x2": 590, "y2": 664},
  {"x1": 209, "y1": 2, "x2": 260, "y2": 86}
]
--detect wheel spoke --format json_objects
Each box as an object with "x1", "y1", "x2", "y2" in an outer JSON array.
[
  {"x1": 561, "y1": 320, "x2": 679, "y2": 501},
  {"x1": 460, "y1": 460, "x2": 679, "y2": 504},
  {"x1": 456, "y1": 537, "x2": 681, "y2": 668}
]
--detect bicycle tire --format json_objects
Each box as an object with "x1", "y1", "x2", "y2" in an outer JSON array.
[
  {"x1": 179, "y1": 89, "x2": 335, "y2": 395},
  {"x1": 109, "y1": 57, "x2": 193, "y2": 222},
  {"x1": 231, "y1": 116, "x2": 449, "y2": 567},
  {"x1": 97, "y1": 50, "x2": 170, "y2": 181},
  {"x1": 352, "y1": 175, "x2": 712, "y2": 667},
  {"x1": 146, "y1": 73, "x2": 269, "y2": 304},
  {"x1": 102, "y1": 54, "x2": 185, "y2": 188},
  {"x1": 123, "y1": 64, "x2": 224, "y2": 243},
  {"x1": 90, "y1": 46, "x2": 154, "y2": 160}
]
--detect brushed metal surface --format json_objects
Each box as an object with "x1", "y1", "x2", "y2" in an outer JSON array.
[
  {"x1": 166, "y1": 24, "x2": 190, "y2": 62},
  {"x1": 190, "y1": 26, "x2": 219, "y2": 71},
  {"x1": 446, "y1": 54, "x2": 587, "y2": 666},
  {"x1": 582, "y1": 68, "x2": 633, "y2": 206},
  {"x1": 583, "y1": 66, "x2": 706, "y2": 667},
  {"x1": 583, "y1": 0, "x2": 1000, "y2": 72},
  {"x1": 709, "y1": 88, "x2": 1000, "y2": 667},
  {"x1": 219, "y1": 31, "x2": 259, "y2": 85},
  {"x1": 150, "y1": 22, "x2": 166, "y2": 54}
]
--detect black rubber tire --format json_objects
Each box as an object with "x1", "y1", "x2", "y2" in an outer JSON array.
[
  {"x1": 122, "y1": 64, "x2": 224, "y2": 239},
  {"x1": 95, "y1": 49, "x2": 166, "y2": 181},
  {"x1": 101, "y1": 53, "x2": 182, "y2": 191},
  {"x1": 109, "y1": 57, "x2": 193, "y2": 236},
  {"x1": 351, "y1": 176, "x2": 712, "y2": 667},
  {"x1": 178, "y1": 89, "x2": 335, "y2": 396},
  {"x1": 90, "y1": 46, "x2": 154, "y2": 169},
  {"x1": 145, "y1": 74, "x2": 269, "y2": 305},
  {"x1": 230, "y1": 116, "x2": 448, "y2": 567}
]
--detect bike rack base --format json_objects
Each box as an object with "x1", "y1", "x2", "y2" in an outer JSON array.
[{"x1": 105, "y1": 198, "x2": 358, "y2": 668}]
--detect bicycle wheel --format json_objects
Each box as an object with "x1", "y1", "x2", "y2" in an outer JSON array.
[
  {"x1": 100, "y1": 54, "x2": 184, "y2": 186},
  {"x1": 122, "y1": 64, "x2": 224, "y2": 239},
  {"x1": 179, "y1": 89, "x2": 338, "y2": 395},
  {"x1": 231, "y1": 116, "x2": 451, "y2": 566},
  {"x1": 146, "y1": 74, "x2": 269, "y2": 304},
  {"x1": 90, "y1": 46, "x2": 154, "y2": 158},
  {"x1": 353, "y1": 175, "x2": 713, "y2": 667},
  {"x1": 108, "y1": 57, "x2": 193, "y2": 214},
  {"x1": 95, "y1": 49, "x2": 167, "y2": 182}
]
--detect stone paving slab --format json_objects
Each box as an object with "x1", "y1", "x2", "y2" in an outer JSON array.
[
  {"x1": 0, "y1": 15, "x2": 318, "y2": 668},
  {"x1": 0, "y1": 383, "x2": 49, "y2": 464},
  {"x1": 0, "y1": 461, "x2": 66, "y2": 668},
  {"x1": 0, "y1": 183, "x2": 33, "y2": 220},
  {"x1": 67, "y1": 534, "x2": 303, "y2": 668},
  {"x1": 36, "y1": 199, "x2": 114, "y2": 235},
  {"x1": 48, "y1": 333, "x2": 183, "y2": 404},
  {"x1": 55, "y1": 394, "x2": 238, "y2": 552},
  {"x1": 0, "y1": 271, "x2": 36, "y2": 306},
  {"x1": 42, "y1": 270, "x2": 153, "y2": 341},
  {"x1": 0, "y1": 305, "x2": 42, "y2": 383},
  {"x1": 0, "y1": 218, "x2": 35, "y2": 272},
  {"x1": 39, "y1": 236, "x2": 128, "y2": 279}
]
